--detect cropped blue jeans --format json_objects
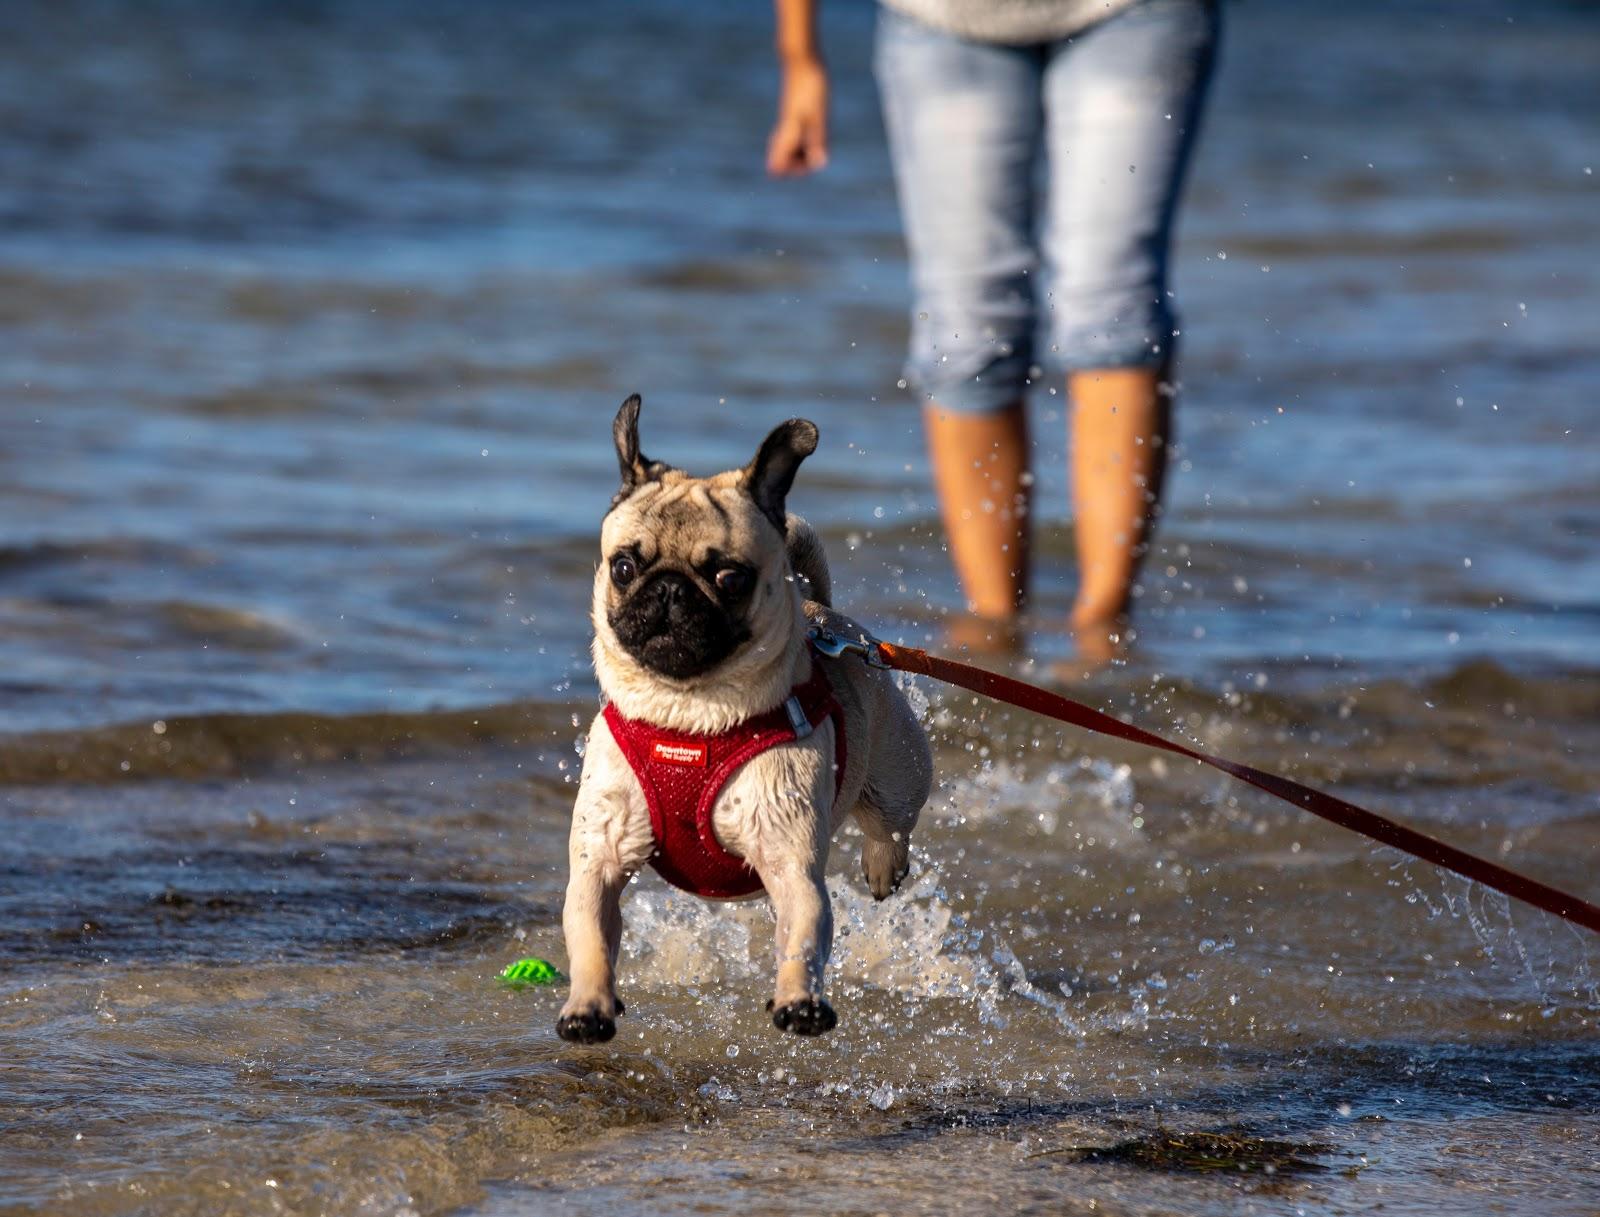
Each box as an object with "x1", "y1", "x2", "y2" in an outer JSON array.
[{"x1": 874, "y1": 0, "x2": 1220, "y2": 412}]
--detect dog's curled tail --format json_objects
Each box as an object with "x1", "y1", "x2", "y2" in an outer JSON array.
[{"x1": 785, "y1": 515, "x2": 832, "y2": 607}]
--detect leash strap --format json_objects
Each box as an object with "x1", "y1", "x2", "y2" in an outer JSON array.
[{"x1": 869, "y1": 639, "x2": 1600, "y2": 935}]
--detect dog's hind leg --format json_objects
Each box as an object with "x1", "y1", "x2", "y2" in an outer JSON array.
[
  {"x1": 854, "y1": 690, "x2": 932, "y2": 900},
  {"x1": 855, "y1": 790, "x2": 916, "y2": 901}
]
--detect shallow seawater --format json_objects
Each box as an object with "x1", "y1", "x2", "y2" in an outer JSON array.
[{"x1": 3, "y1": 1, "x2": 1600, "y2": 1214}]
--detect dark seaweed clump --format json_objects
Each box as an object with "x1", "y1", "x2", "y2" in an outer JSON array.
[{"x1": 1037, "y1": 1131, "x2": 1334, "y2": 1176}]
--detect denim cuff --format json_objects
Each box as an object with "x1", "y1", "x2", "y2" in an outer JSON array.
[
  {"x1": 1045, "y1": 300, "x2": 1177, "y2": 373},
  {"x1": 904, "y1": 347, "x2": 1035, "y2": 413}
]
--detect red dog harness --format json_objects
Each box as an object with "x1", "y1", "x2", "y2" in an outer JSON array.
[{"x1": 603, "y1": 659, "x2": 846, "y2": 899}]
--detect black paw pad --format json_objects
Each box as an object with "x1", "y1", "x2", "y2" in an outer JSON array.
[
  {"x1": 770, "y1": 997, "x2": 837, "y2": 1036},
  {"x1": 557, "y1": 1011, "x2": 617, "y2": 1044}
]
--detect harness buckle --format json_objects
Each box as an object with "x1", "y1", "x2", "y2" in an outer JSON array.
[
  {"x1": 807, "y1": 625, "x2": 890, "y2": 669},
  {"x1": 784, "y1": 694, "x2": 813, "y2": 739}
]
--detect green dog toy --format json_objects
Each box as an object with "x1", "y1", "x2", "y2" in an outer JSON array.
[{"x1": 497, "y1": 957, "x2": 565, "y2": 988}]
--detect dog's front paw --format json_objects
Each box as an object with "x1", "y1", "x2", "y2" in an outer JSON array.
[
  {"x1": 556, "y1": 998, "x2": 623, "y2": 1045},
  {"x1": 767, "y1": 996, "x2": 837, "y2": 1036}
]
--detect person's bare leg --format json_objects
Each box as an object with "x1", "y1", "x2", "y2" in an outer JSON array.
[
  {"x1": 1068, "y1": 365, "x2": 1171, "y2": 655},
  {"x1": 924, "y1": 402, "x2": 1031, "y2": 634}
]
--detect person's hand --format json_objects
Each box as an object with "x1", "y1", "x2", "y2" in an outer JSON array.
[{"x1": 767, "y1": 56, "x2": 829, "y2": 176}]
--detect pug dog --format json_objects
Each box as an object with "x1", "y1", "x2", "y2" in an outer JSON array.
[{"x1": 556, "y1": 395, "x2": 932, "y2": 1043}]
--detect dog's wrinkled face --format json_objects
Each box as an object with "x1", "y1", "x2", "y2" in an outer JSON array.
[
  {"x1": 597, "y1": 395, "x2": 817, "y2": 683},
  {"x1": 602, "y1": 493, "x2": 758, "y2": 681}
]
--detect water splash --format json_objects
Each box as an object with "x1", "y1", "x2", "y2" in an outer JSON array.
[
  {"x1": 618, "y1": 868, "x2": 986, "y2": 998},
  {"x1": 1435, "y1": 872, "x2": 1600, "y2": 1015},
  {"x1": 619, "y1": 886, "x2": 764, "y2": 986},
  {"x1": 928, "y1": 753, "x2": 1145, "y2": 850},
  {"x1": 617, "y1": 868, "x2": 1106, "y2": 1035}
]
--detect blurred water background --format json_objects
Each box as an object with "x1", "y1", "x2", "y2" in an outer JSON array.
[{"x1": 2, "y1": 1, "x2": 1599, "y2": 1214}]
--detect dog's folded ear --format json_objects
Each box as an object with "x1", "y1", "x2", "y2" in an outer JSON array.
[
  {"x1": 742, "y1": 418, "x2": 819, "y2": 531},
  {"x1": 611, "y1": 394, "x2": 674, "y2": 507}
]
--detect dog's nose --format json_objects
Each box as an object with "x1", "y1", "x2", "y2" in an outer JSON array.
[{"x1": 640, "y1": 570, "x2": 692, "y2": 613}]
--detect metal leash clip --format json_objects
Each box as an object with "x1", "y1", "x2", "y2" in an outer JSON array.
[{"x1": 807, "y1": 625, "x2": 890, "y2": 669}]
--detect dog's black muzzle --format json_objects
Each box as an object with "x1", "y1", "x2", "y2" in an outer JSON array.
[{"x1": 608, "y1": 570, "x2": 748, "y2": 680}]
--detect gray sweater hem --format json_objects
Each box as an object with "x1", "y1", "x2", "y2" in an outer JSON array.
[{"x1": 878, "y1": 0, "x2": 1143, "y2": 45}]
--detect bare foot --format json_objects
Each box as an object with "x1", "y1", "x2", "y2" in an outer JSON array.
[
  {"x1": 1067, "y1": 607, "x2": 1133, "y2": 671},
  {"x1": 943, "y1": 611, "x2": 1023, "y2": 660},
  {"x1": 1045, "y1": 627, "x2": 1126, "y2": 685}
]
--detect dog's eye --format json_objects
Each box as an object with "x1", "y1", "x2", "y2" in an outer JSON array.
[
  {"x1": 714, "y1": 566, "x2": 751, "y2": 597},
  {"x1": 609, "y1": 555, "x2": 637, "y2": 587}
]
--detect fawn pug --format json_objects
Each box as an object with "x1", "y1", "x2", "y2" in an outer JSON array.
[{"x1": 557, "y1": 395, "x2": 931, "y2": 1042}]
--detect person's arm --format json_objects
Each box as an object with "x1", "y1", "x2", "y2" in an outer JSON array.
[{"x1": 767, "y1": 0, "x2": 829, "y2": 176}]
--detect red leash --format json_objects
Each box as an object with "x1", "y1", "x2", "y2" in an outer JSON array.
[{"x1": 813, "y1": 629, "x2": 1600, "y2": 935}]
